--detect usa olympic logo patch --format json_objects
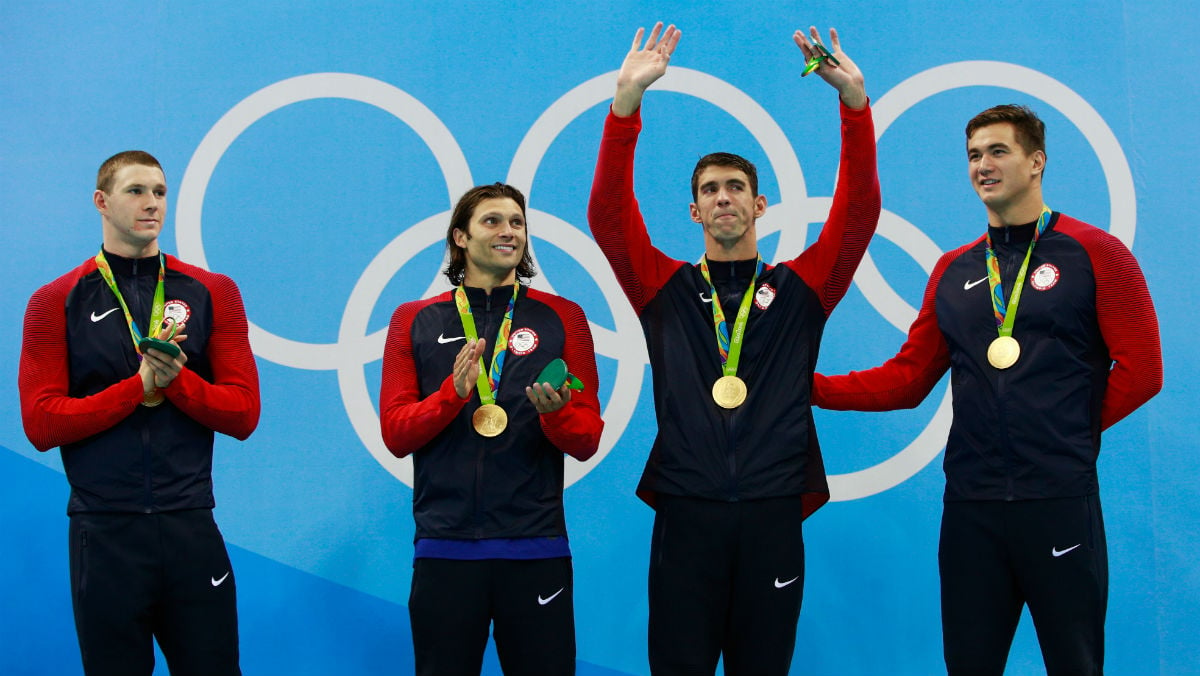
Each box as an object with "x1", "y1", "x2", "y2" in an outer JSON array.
[
  {"x1": 1030, "y1": 263, "x2": 1060, "y2": 291},
  {"x1": 509, "y1": 327, "x2": 539, "y2": 356}
]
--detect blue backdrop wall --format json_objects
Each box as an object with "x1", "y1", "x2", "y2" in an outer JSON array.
[{"x1": 3, "y1": 2, "x2": 1197, "y2": 674}]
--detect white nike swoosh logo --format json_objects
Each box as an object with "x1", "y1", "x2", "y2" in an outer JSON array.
[
  {"x1": 90, "y1": 308, "x2": 120, "y2": 322},
  {"x1": 211, "y1": 572, "x2": 230, "y2": 587},
  {"x1": 537, "y1": 588, "x2": 564, "y2": 605},
  {"x1": 699, "y1": 293, "x2": 713, "y2": 303},
  {"x1": 1051, "y1": 544, "x2": 1081, "y2": 558},
  {"x1": 774, "y1": 576, "x2": 800, "y2": 589},
  {"x1": 437, "y1": 334, "x2": 466, "y2": 344},
  {"x1": 963, "y1": 277, "x2": 988, "y2": 291}
]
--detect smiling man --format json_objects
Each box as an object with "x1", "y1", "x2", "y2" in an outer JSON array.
[
  {"x1": 813, "y1": 105, "x2": 1163, "y2": 674},
  {"x1": 587, "y1": 23, "x2": 880, "y2": 675},
  {"x1": 379, "y1": 183, "x2": 604, "y2": 675},
  {"x1": 19, "y1": 150, "x2": 261, "y2": 675}
]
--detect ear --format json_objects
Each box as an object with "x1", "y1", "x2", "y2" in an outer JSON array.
[
  {"x1": 452, "y1": 227, "x2": 470, "y2": 248},
  {"x1": 1030, "y1": 150, "x2": 1046, "y2": 177},
  {"x1": 754, "y1": 194, "x2": 767, "y2": 218},
  {"x1": 93, "y1": 189, "x2": 107, "y2": 213},
  {"x1": 689, "y1": 203, "x2": 702, "y2": 224}
]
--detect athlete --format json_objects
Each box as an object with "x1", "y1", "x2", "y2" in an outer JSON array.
[
  {"x1": 379, "y1": 182, "x2": 604, "y2": 676},
  {"x1": 19, "y1": 150, "x2": 261, "y2": 675},
  {"x1": 587, "y1": 24, "x2": 880, "y2": 675},
  {"x1": 813, "y1": 104, "x2": 1163, "y2": 675}
]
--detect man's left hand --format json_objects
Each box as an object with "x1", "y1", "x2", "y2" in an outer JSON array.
[{"x1": 526, "y1": 382, "x2": 571, "y2": 414}]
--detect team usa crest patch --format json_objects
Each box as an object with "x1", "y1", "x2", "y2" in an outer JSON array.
[
  {"x1": 1030, "y1": 263, "x2": 1060, "y2": 291},
  {"x1": 164, "y1": 300, "x2": 191, "y2": 325},
  {"x1": 754, "y1": 284, "x2": 777, "y2": 310},
  {"x1": 509, "y1": 327, "x2": 539, "y2": 356}
]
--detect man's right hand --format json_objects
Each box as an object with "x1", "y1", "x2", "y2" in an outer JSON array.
[
  {"x1": 453, "y1": 338, "x2": 487, "y2": 399},
  {"x1": 613, "y1": 22, "x2": 682, "y2": 117}
]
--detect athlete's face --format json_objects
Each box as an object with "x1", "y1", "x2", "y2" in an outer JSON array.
[
  {"x1": 967, "y1": 122, "x2": 1044, "y2": 218},
  {"x1": 95, "y1": 163, "x2": 167, "y2": 257},
  {"x1": 453, "y1": 197, "x2": 527, "y2": 286},
  {"x1": 690, "y1": 165, "x2": 766, "y2": 250}
]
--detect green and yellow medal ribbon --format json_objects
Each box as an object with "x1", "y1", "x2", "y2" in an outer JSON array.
[
  {"x1": 985, "y1": 205, "x2": 1052, "y2": 338},
  {"x1": 698, "y1": 256, "x2": 764, "y2": 378},
  {"x1": 94, "y1": 250, "x2": 167, "y2": 355},
  {"x1": 454, "y1": 283, "x2": 520, "y2": 405}
]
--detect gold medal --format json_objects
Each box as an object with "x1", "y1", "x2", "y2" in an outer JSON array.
[
  {"x1": 711, "y1": 375, "x2": 748, "y2": 409},
  {"x1": 141, "y1": 389, "x2": 165, "y2": 407},
  {"x1": 987, "y1": 336, "x2": 1020, "y2": 370},
  {"x1": 472, "y1": 404, "x2": 508, "y2": 437}
]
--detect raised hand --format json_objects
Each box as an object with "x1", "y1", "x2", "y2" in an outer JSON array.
[
  {"x1": 453, "y1": 338, "x2": 486, "y2": 399},
  {"x1": 613, "y1": 22, "x2": 682, "y2": 117},
  {"x1": 793, "y1": 27, "x2": 867, "y2": 109}
]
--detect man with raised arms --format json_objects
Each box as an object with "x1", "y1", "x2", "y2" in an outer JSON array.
[{"x1": 588, "y1": 23, "x2": 880, "y2": 675}]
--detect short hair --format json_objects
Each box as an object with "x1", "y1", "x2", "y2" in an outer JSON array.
[
  {"x1": 965, "y1": 104, "x2": 1046, "y2": 157},
  {"x1": 443, "y1": 183, "x2": 537, "y2": 286},
  {"x1": 96, "y1": 150, "x2": 164, "y2": 193},
  {"x1": 691, "y1": 152, "x2": 759, "y2": 201}
]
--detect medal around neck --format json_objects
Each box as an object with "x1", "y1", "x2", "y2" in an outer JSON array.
[
  {"x1": 712, "y1": 375, "x2": 748, "y2": 409},
  {"x1": 472, "y1": 404, "x2": 508, "y2": 437},
  {"x1": 983, "y1": 206, "x2": 1050, "y2": 372},
  {"x1": 987, "y1": 336, "x2": 1020, "y2": 369},
  {"x1": 699, "y1": 256, "x2": 762, "y2": 411}
]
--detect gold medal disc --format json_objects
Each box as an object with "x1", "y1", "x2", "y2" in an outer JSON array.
[
  {"x1": 472, "y1": 404, "x2": 508, "y2": 437},
  {"x1": 711, "y1": 375, "x2": 748, "y2": 409},
  {"x1": 987, "y1": 336, "x2": 1021, "y2": 370}
]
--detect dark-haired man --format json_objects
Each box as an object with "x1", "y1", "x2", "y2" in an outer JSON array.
[
  {"x1": 19, "y1": 150, "x2": 261, "y2": 675},
  {"x1": 380, "y1": 183, "x2": 604, "y2": 675},
  {"x1": 814, "y1": 104, "x2": 1163, "y2": 675},
  {"x1": 587, "y1": 23, "x2": 880, "y2": 674}
]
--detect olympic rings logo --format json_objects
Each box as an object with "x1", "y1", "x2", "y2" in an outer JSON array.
[{"x1": 175, "y1": 63, "x2": 1135, "y2": 500}]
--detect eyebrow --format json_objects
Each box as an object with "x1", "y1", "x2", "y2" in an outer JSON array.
[
  {"x1": 967, "y1": 142, "x2": 1011, "y2": 154},
  {"x1": 701, "y1": 178, "x2": 746, "y2": 189}
]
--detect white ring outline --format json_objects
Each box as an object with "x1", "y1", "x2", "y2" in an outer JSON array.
[{"x1": 176, "y1": 72, "x2": 473, "y2": 369}]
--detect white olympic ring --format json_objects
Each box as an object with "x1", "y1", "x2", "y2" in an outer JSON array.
[
  {"x1": 175, "y1": 62, "x2": 1134, "y2": 499},
  {"x1": 176, "y1": 73, "x2": 474, "y2": 369}
]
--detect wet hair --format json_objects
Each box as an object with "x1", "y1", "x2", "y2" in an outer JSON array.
[
  {"x1": 690, "y1": 152, "x2": 759, "y2": 201},
  {"x1": 96, "y1": 150, "x2": 164, "y2": 193},
  {"x1": 965, "y1": 104, "x2": 1046, "y2": 157},
  {"x1": 443, "y1": 182, "x2": 537, "y2": 286}
]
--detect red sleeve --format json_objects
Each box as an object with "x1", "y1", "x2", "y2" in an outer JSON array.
[
  {"x1": 161, "y1": 261, "x2": 261, "y2": 440},
  {"x1": 18, "y1": 264, "x2": 143, "y2": 451},
  {"x1": 378, "y1": 298, "x2": 469, "y2": 458},
  {"x1": 587, "y1": 107, "x2": 686, "y2": 313},
  {"x1": 530, "y1": 291, "x2": 604, "y2": 461},
  {"x1": 1064, "y1": 223, "x2": 1163, "y2": 429},
  {"x1": 813, "y1": 245, "x2": 961, "y2": 411},
  {"x1": 785, "y1": 101, "x2": 881, "y2": 317}
]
